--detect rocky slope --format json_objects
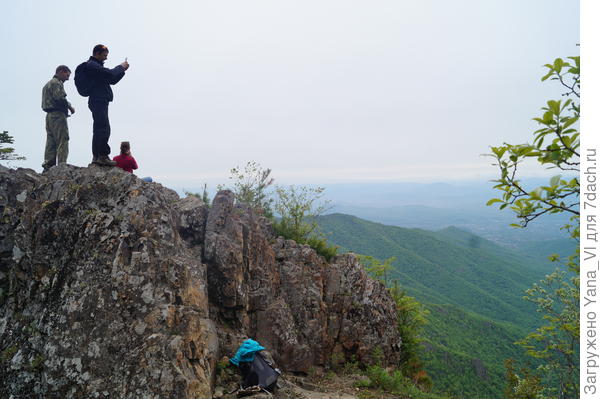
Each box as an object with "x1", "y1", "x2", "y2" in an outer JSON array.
[{"x1": 0, "y1": 164, "x2": 401, "y2": 398}]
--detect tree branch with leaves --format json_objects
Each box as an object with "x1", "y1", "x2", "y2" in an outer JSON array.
[
  {"x1": 488, "y1": 55, "x2": 580, "y2": 398},
  {"x1": 487, "y1": 57, "x2": 580, "y2": 233}
]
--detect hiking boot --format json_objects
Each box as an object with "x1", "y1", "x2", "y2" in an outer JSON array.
[{"x1": 95, "y1": 155, "x2": 117, "y2": 166}]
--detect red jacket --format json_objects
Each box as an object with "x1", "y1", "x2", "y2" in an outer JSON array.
[{"x1": 113, "y1": 154, "x2": 138, "y2": 173}]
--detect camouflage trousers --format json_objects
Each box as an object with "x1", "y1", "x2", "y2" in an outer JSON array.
[{"x1": 43, "y1": 112, "x2": 69, "y2": 169}]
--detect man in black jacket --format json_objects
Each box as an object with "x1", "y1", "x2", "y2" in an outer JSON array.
[{"x1": 87, "y1": 44, "x2": 130, "y2": 166}]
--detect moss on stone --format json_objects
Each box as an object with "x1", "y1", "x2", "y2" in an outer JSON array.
[{"x1": 1, "y1": 345, "x2": 18, "y2": 363}]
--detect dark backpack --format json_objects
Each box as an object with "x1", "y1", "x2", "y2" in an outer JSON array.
[
  {"x1": 74, "y1": 61, "x2": 93, "y2": 97},
  {"x1": 238, "y1": 352, "x2": 280, "y2": 392}
]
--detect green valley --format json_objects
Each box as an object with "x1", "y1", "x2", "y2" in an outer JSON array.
[{"x1": 316, "y1": 213, "x2": 555, "y2": 398}]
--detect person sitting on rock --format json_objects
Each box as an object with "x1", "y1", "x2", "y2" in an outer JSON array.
[
  {"x1": 113, "y1": 141, "x2": 152, "y2": 182},
  {"x1": 113, "y1": 141, "x2": 138, "y2": 173}
]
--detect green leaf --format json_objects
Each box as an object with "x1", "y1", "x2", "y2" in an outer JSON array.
[
  {"x1": 553, "y1": 58, "x2": 563, "y2": 71},
  {"x1": 543, "y1": 111, "x2": 555, "y2": 124},
  {"x1": 562, "y1": 117, "x2": 579, "y2": 130},
  {"x1": 534, "y1": 135, "x2": 545, "y2": 148},
  {"x1": 486, "y1": 198, "x2": 503, "y2": 206},
  {"x1": 568, "y1": 56, "x2": 580, "y2": 69},
  {"x1": 491, "y1": 146, "x2": 507, "y2": 158},
  {"x1": 547, "y1": 100, "x2": 560, "y2": 115},
  {"x1": 550, "y1": 175, "x2": 561, "y2": 186},
  {"x1": 529, "y1": 188, "x2": 544, "y2": 199},
  {"x1": 547, "y1": 254, "x2": 560, "y2": 262}
]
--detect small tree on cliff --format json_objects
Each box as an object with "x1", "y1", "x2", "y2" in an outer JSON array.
[
  {"x1": 0, "y1": 131, "x2": 26, "y2": 162},
  {"x1": 488, "y1": 55, "x2": 579, "y2": 398},
  {"x1": 222, "y1": 161, "x2": 274, "y2": 216},
  {"x1": 358, "y1": 255, "x2": 395, "y2": 285},
  {"x1": 185, "y1": 183, "x2": 212, "y2": 207},
  {"x1": 272, "y1": 185, "x2": 329, "y2": 242},
  {"x1": 222, "y1": 162, "x2": 338, "y2": 260},
  {"x1": 272, "y1": 184, "x2": 337, "y2": 261}
]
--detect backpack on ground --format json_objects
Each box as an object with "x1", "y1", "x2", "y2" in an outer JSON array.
[
  {"x1": 230, "y1": 339, "x2": 281, "y2": 393},
  {"x1": 238, "y1": 352, "x2": 280, "y2": 392},
  {"x1": 74, "y1": 61, "x2": 93, "y2": 97}
]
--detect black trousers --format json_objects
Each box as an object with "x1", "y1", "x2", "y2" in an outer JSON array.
[{"x1": 88, "y1": 98, "x2": 111, "y2": 158}]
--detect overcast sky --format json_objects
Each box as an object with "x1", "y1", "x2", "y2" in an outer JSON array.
[{"x1": 0, "y1": 0, "x2": 579, "y2": 188}]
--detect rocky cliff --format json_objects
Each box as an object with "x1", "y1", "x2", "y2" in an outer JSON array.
[{"x1": 0, "y1": 164, "x2": 401, "y2": 398}]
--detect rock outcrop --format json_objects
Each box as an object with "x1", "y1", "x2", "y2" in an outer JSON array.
[{"x1": 0, "y1": 164, "x2": 401, "y2": 398}]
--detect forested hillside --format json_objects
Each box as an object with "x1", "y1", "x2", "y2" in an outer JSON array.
[{"x1": 316, "y1": 213, "x2": 554, "y2": 397}]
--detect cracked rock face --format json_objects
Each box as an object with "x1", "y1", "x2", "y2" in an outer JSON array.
[{"x1": 0, "y1": 164, "x2": 400, "y2": 398}]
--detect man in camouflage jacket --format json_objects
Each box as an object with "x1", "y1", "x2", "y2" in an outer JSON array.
[{"x1": 41, "y1": 65, "x2": 75, "y2": 171}]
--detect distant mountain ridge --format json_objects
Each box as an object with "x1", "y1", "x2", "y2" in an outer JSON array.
[
  {"x1": 329, "y1": 202, "x2": 570, "y2": 246},
  {"x1": 320, "y1": 179, "x2": 575, "y2": 246}
]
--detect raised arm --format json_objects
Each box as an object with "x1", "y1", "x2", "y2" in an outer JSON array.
[{"x1": 87, "y1": 62, "x2": 126, "y2": 84}]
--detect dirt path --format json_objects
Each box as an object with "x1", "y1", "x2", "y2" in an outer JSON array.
[{"x1": 290, "y1": 383, "x2": 359, "y2": 399}]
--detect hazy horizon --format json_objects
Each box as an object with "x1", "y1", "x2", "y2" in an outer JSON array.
[{"x1": 1, "y1": 0, "x2": 579, "y2": 186}]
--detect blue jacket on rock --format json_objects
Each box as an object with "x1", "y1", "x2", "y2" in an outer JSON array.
[
  {"x1": 86, "y1": 57, "x2": 125, "y2": 102},
  {"x1": 230, "y1": 339, "x2": 266, "y2": 366}
]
